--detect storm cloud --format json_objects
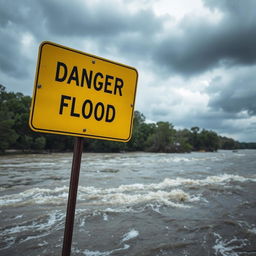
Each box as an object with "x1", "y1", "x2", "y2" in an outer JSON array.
[
  {"x1": 40, "y1": 0, "x2": 164, "y2": 37},
  {"x1": 153, "y1": 0, "x2": 256, "y2": 75},
  {"x1": 208, "y1": 67, "x2": 256, "y2": 116}
]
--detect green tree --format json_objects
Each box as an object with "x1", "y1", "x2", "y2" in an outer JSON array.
[
  {"x1": 219, "y1": 136, "x2": 237, "y2": 149},
  {"x1": 189, "y1": 126, "x2": 200, "y2": 151},
  {"x1": 90, "y1": 140, "x2": 125, "y2": 152},
  {"x1": 146, "y1": 122, "x2": 175, "y2": 152},
  {"x1": 19, "y1": 135, "x2": 33, "y2": 150},
  {"x1": 126, "y1": 111, "x2": 155, "y2": 151},
  {"x1": 0, "y1": 85, "x2": 18, "y2": 152},
  {"x1": 33, "y1": 136, "x2": 46, "y2": 150},
  {"x1": 174, "y1": 129, "x2": 193, "y2": 153},
  {"x1": 199, "y1": 129, "x2": 219, "y2": 152},
  {"x1": 0, "y1": 119, "x2": 18, "y2": 152}
]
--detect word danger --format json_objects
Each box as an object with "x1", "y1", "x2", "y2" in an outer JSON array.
[{"x1": 55, "y1": 62, "x2": 124, "y2": 96}]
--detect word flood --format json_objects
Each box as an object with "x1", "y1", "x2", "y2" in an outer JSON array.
[{"x1": 59, "y1": 95, "x2": 116, "y2": 122}]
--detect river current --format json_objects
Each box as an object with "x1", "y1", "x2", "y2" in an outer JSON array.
[{"x1": 0, "y1": 150, "x2": 256, "y2": 256}]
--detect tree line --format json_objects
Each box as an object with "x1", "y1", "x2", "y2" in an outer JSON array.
[{"x1": 1, "y1": 85, "x2": 255, "y2": 154}]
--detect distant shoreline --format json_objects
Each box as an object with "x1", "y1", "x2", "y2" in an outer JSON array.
[{"x1": 1, "y1": 148, "x2": 252, "y2": 156}]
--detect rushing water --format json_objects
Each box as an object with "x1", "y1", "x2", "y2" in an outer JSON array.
[{"x1": 0, "y1": 150, "x2": 256, "y2": 256}]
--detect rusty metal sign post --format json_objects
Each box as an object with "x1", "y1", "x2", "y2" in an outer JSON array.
[{"x1": 62, "y1": 137, "x2": 83, "y2": 256}]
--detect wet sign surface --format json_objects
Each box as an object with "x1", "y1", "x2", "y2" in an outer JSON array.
[{"x1": 29, "y1": 41, "x2": 138, "y2": 142}]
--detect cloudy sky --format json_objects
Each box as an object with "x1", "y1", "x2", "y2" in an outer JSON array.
[{"x1": 1, "y1": 0, "x2": 256, "y2": 142}]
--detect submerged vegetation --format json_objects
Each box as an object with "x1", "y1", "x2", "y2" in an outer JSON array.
[{"x1": 1, "y1": 85, "x2": 255, "y2": 153}]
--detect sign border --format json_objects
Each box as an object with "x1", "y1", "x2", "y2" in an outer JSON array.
[{"x1": 29, "y1": 41, "x2": 138, "y2": 142}]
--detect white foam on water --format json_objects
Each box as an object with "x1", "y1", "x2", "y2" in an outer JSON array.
[
  {"x1": 248, "y1": 227, "x2": 256, "y2": 234},
  {"x1": 0, "y1": 237, "x2": 15, "y2": 250},
  {"x1": 13, "y1": 214, "x2": 23, "y2": 219},
  {"x1": 103, "y1": 213, "x2": 108, "y2": 221},
  {"x1": 121, "y1": 229, "x2": 139, "y2": 243},
  {"x1": 146, "y1": 203, "x2": 161, "y2": 213},
  {"x1": 0, "y1": 162, "x2": 59, "y2": 172},
  {"x1": 79, "y1": 217, "x2": 86, "y2": 227},
  {"x1": 103, "y1": 207, "x2": 139, "y2": 214},
  {"x1": 157, "y1": 174, "x2": 256, "y2": 189},
  {"x1": 80, "y1": 174, "x2": 256, "y2": 195},
  {"x1": 83, "y1": 244, "x2": 130, "y2": 256},
  {"x1": 21, "y1": 233, "x2": 49, "y2": 243},
  {"x1": 173, "y1": 157, "x2": 190, "y2": 162},
  {"x1": 233, "y1": 153, "x2": 246, "y2": 157},
  {"x1": 1, "y1": 210, "x2": 65, "y2": 250},
  {"x1": 0, "y1": 186, "x2": 69, "y2": 207},
  {"x1": 2, "y1": 210, "x2": 65, "y2": 237},
  {"x1": 156, "y1": 157, "x2": 191, "y2": 163},
  {"x1": 237, "y1": 220, "x2": 256, "y2": 235},
  {"x1": 83, "y1": 189, "x2": 193, "y2": 208},
  {"x1": 1, "y1": 174, "x2": 254, "y2": 208},
  {"x1": 213, "y1": 233, "x2": 248, "y2": 256},
  {"x1": 152, "y1": 155, "x2": 226, "y2": 164},
  {"x1": 38, "y1": 240, "x2": 48, "y2": 247}
]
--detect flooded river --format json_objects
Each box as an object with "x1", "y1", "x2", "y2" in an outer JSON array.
[{"x1": 0, "y1": 150, "x2": 256, "y2": 255}]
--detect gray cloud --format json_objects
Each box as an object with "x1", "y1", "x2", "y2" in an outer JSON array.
[
  {"x1": 0, "y1": 26, "x2": 30, "y2": 78},
  {"x1": 0, "y1": 0, "x2": 46, "y2": 37},
  {"x1": 39, "y1": 0, "x2": 164, "y2": 38},
  {"x1": 208, "y1": 67, "x2": 256, "y2": 115},
  {"x1": 0, "y1": 0, "x2": 44, "y2": 78},
  {"x1": 2, "y1": 0, "x2": 256, "y2": 75},
  {"x1": 153, "y1": 0, "x2": 256, "y2": 75},
  {"x1": 203, "y1": 0, "x2": 256, "y2": 19},
  {"x1": 0, "y1": 0, "x2": 164, "y2": 77},
  {"x1": 3, "y1": 0, "x2": 256, "y2": 78}
]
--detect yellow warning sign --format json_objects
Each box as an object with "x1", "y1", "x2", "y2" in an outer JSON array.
[{"x1": 29, "y1": 41, "x2": 138, "y2": 142}]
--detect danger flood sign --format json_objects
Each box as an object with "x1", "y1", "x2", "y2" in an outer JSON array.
[{"x1": 29, "y1": 41, "x2": 138, "y2": 142}]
